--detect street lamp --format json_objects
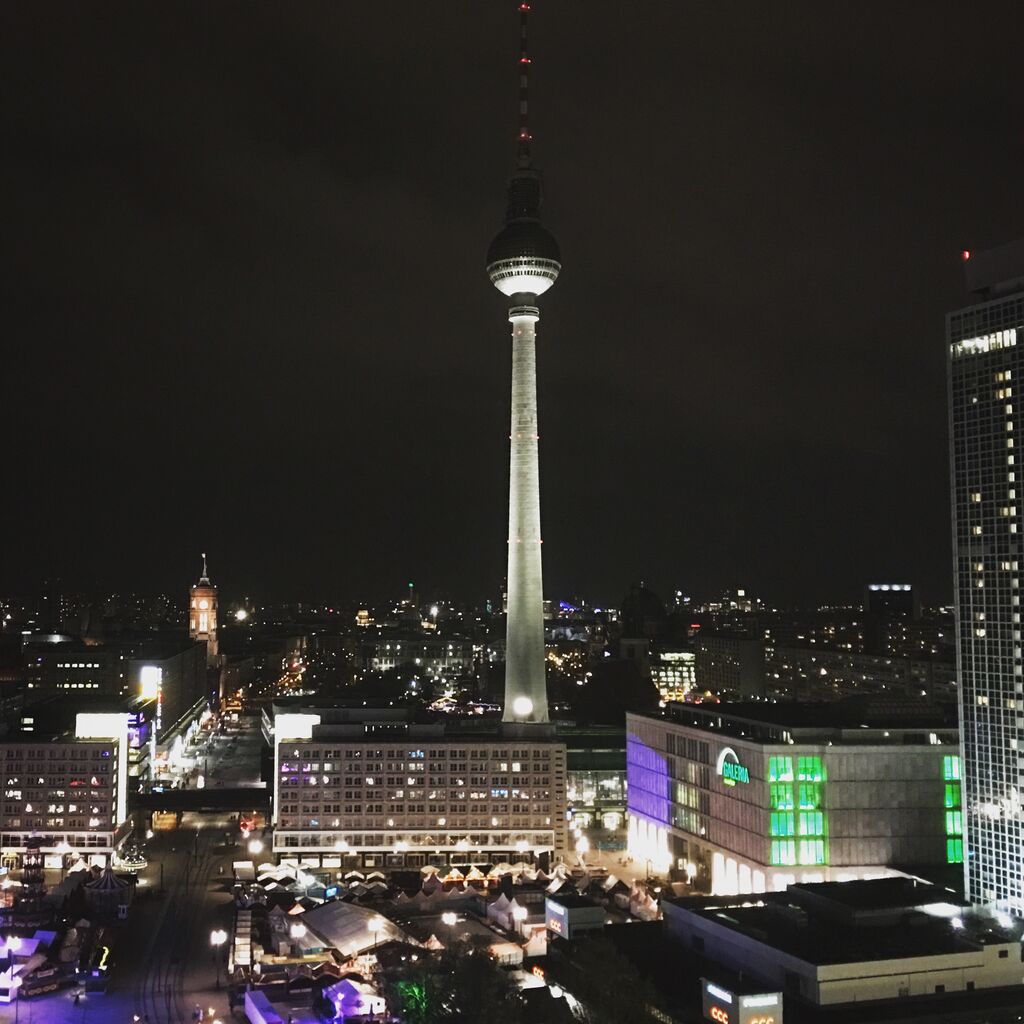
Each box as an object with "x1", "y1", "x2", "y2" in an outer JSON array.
[
  {"x1": 512, "y1": 905, "x2": 528, "y2": 933},
  {"x1": 54, "y1": 840, "x2": 72, "y2": 880},
  {"x1": 247, "y1": 839, "x2": 263, "y2": 856},
  {"x1": 367, "y1": 916, "x2": 384, "y2": 953},
  {"x1": 441, "y1": 911, "x2": 456, "y2": 946},
  {"x1": 210, "y1": 929, "x2": 227, "y2": 989}
]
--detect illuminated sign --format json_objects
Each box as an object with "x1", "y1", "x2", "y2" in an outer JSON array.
[
  {"x1": 706, "y1": 985, "x2": 733, "y2": 1004},
  {"x1": 702, "y1": 979, "x2": 782, "y2": 1024},
  {"x1": 716, "y1": 747, "x2": 750, "y2": 787},
  {"x1": 139, "y1": 665, "x2": 162, "y2": 701}
]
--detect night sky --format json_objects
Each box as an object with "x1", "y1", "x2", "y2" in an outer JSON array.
[{"x1": 3, "y1": 2, "x2": 1022, "y2": 607}]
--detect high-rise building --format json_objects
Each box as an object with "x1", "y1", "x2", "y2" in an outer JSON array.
[
  {"x1": 487, "y1": 0, "x2": 560, "y2": 726},
  {"x1": 948, "y1": 238, "x2": 1024, "y2": 911},
  {"x1": 189, "y1": 553, "x2": 219, "y2": 666}
]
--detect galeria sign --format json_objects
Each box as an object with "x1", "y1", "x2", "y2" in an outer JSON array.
[{"x1": 716, "y1": 747, "x2": 750, "y2": 786}]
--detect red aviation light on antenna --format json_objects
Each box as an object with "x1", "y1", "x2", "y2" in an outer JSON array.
[
  {"x1": 961, "y1": 249, "x2": 971, "y2": 261},
  {"x1": 520, "y1": 56, "x2": 532, "y2": 64},
  {"x1": 519, "y1": 3, "x2": 531, "y2": 10}
]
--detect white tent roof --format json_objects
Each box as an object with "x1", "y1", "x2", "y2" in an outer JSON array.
[{"x1": 300, "y1": 903, "x2": 416, "y2": 959}]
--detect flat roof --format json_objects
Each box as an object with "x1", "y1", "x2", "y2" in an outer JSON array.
[
  {"x1": 547, "y1": 893, "x2": 601, "y2": 911},
  {"x1": 666, "y1": 879, "x2": 1016, "y2": 967},
  {"x1": 642, "y1": 696, "x2": 956, "y2": 734},
  {"x1": 793, "y1": 876, "x2": 954, "y2": 913}
]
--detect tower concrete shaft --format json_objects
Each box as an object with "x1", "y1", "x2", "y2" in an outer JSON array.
[{"x1": 503, "y1": 304, "x2": 548, "y2": 723}]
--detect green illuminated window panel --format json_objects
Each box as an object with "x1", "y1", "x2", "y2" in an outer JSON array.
[
  {"x1": 947, "y1": 838, "x2": 964, "y2": 864},
  {"x1": 946, "y1": 810, "x2": 963, "y2": 836},
  {"x1": 798, "y1": 811, "x2": 824, "y2": 837},
  {"x1": 770, "y1": 812, "x2": 795, "y2": 837},
  {"x1": 943, "y1": 755, "x2": 961, "y2": 781},
  {"x1": 770, "y1": 839, "x2": 796, "y2": 866},
  {"x1": 798, "y1": 839, "x2": 826, "y2": 865},
  {"x1": 797, "y1": 756, "x2": 824, "y2": 782},
  {"x1": 944, "y1": 784, "x2": 961, "y2": 810},
  {"x1": 768, "y1": 756, "x2": 794, "y2": 782},
  {"x1": 770, "y1": 783, "x2": 794, "y2": 810},
  {"x1": 798, "y1": 783, "x2": 822, "y2": 810}
]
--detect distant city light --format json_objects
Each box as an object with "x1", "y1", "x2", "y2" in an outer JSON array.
[{"x1": 235, "y1": 609, "x2": 248, "y2": 622}]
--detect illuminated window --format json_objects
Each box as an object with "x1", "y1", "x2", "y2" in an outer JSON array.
[
  {"x1": 798, "y1": 783, "x2": 821, "y2": 809},
  {"x1": 770, "y1": 812, "x2": 794, "y2": 837},
  {"x1": 943, "y1": 755, "x2": 961, "y2": 781},
  {"x1": 947, "y1": 838, "x2": 964, "y2": 864},
  {"x1": 768, "y1": 756, "x2": 793, "y2": 782},
  {"x1": 770, "y1": 839, "x2": 796, "y2": 866},
  {"x1": 798, "y1": 811, "x2": 824, "y2": 836},
  {"x1": 797, "y1": 756, "x2": 824, "y2": 782},
  {"x1": 946, "y1": 810, "x2": 963, "y2": 835},
  {"x1": 798, "y1": 839, "x2": 826, "y2": 865},
  {"x1": 944, "y1": 784, "x2": 961, "y2": 809}
]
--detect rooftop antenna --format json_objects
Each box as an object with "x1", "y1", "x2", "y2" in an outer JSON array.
[
  {"x1": 200, "y1": 552, "x2": 209, "y2": 584},
  {"x1": 517, "y1": 2, "x2": 532, "y2": 167}
]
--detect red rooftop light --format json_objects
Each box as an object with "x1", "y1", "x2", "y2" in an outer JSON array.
[{"x1": 961, "y1": 249, "x2": 971, "y2": 261}]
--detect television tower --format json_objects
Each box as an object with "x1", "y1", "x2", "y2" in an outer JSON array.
[{"x1": 487, "y1": 1, "x2": 561, "y2": 724}]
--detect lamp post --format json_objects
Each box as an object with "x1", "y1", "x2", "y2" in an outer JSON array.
[
  {"x1": 440, "y1": 911, "x2": 456, "y2": 947},
  {"x1": 289, "y1": 922, "x2": 306, "y2": 958},
  {"x1": 512, "y1": 905, "x2": 528, "y2": 936},
  {"x1": 247, "y1": 839, "x2": 263, "y2": 857},
  {"x1": 367, "y1": 916, "x2": 383, "y2": 954},
  {"x1": 54, "y1": 840, "x2": 73, "y2": 881},
  {"x1": 210, "y1": 929, "x2": 227, "y2": 989}
]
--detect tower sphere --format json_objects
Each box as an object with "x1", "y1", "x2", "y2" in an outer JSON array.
[{"x1": 487, "y1": 169, "x2": 561, "y2": 297}]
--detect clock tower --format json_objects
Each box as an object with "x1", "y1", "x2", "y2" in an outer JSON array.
[{"x1": 189, "y1": 553, "x2": 219, "y2": 666}]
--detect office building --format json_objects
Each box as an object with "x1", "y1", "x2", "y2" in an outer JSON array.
[
  {"x1": 0, "y1": 712, "x2": 130, "y2": 867},
  {"x1": 948, "y1": 238, "x2": 1024, "y2": 912},
  {"x1": 626, "y1": 699, "x2": 962, "y2": 894},
  {"x1": 651, "y1": 649, "x2": 696, "y2": 704},
  {"x1": 695, "y1": 635, "x2": 765, "y2": 699},
  {"x1": 265, "y1": 699, "x2": 568, "y2": 869}
]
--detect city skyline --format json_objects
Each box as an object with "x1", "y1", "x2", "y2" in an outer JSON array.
[{"x1": 3, "y1": 4, "x2": 1021, "y2": 604}]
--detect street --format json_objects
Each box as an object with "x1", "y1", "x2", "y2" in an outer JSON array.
[{"x1": 0, "y1": 717, "x2": 265, "y2": 1024}]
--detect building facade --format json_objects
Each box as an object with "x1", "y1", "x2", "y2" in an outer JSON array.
[
  {"x1": 948, "y1": 239, "x2": 1024, "y2": 912},
  {"x1": 267, "y1": 701, "x2": 568, "y2": 869},
  {"x1": 0, "y1": 712, "x2": 130, "y2": 867},
  {"x1": 626, "y1": 702, "x2": 961, "y2": 894}
]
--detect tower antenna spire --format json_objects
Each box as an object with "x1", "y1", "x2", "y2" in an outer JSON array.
[
  {"x1": 201, "y1": 552, "x2": 209, "y2": 583},
  {"x1": 517, "y1": 2, "x2": 532, "y2": 166}
]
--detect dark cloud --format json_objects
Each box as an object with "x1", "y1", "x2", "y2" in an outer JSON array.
[{"x1": 1, "y1": 1, "x2": 1021, "y2": 605}]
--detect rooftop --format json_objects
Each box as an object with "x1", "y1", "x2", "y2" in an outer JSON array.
[
  {"x1": 637, "y1": 696, "x2": 957, "y2": 746},
  {"x1": 665, "y1": 878, "x2": 1018, "y2": 967}
]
